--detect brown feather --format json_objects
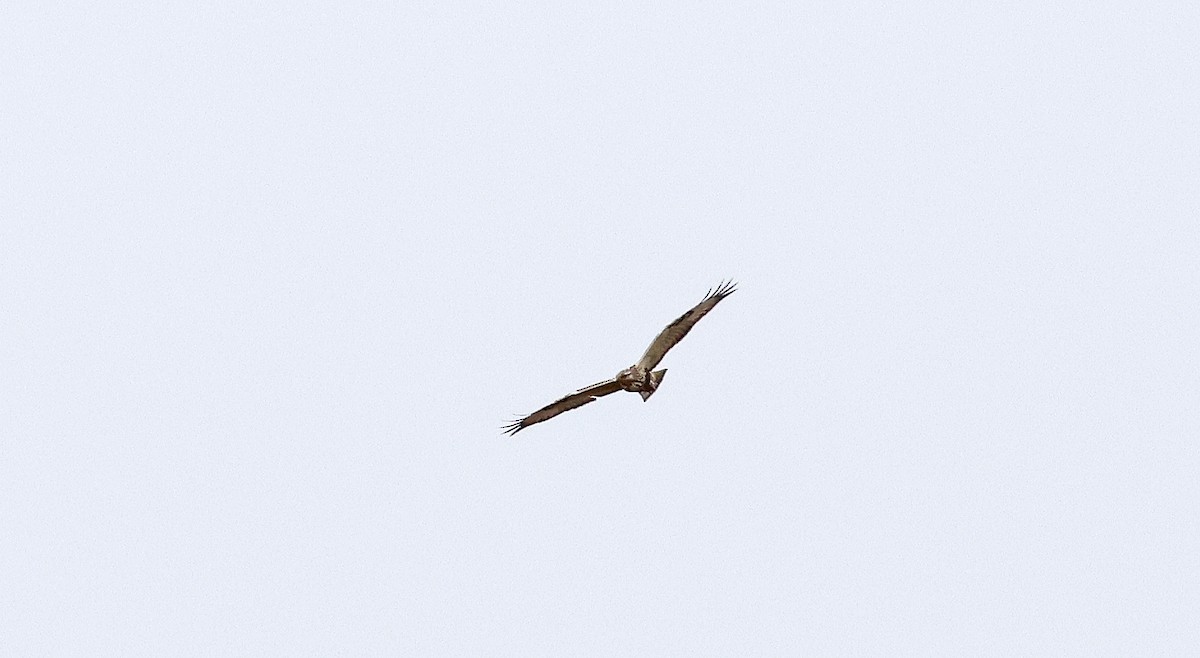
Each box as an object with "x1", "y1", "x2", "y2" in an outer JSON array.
[
  {"x1": 635, "y1": 280, "x2": 737, "y2": 371},
  {"x1": 502, "y1": 378, "x2": 624, "y2": 435}
]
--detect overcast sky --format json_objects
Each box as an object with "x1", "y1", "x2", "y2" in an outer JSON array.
[{"x1": 3, "y1": 0, "x2": 1198, "y2": 655}]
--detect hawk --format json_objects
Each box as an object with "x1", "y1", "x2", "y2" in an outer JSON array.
[{"x1": 503, "y1": 280, "x2": 737, "y2": 435}]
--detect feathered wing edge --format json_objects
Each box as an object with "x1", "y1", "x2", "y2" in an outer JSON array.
[
  {"x1": 502, "y1": 378, "x2": 624, "y2": 435},
  {"x1": 635, "y1": 280, "x2": 737, "y2": 371}
]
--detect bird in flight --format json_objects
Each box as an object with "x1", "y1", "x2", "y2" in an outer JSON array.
[{"x1": 503, "y1": 280, "x2": 737, "y2": 435}]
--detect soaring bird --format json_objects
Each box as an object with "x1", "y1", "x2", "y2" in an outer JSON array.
[{"x1": 503, "y1": 280, "x2": 737, "y2": 435}]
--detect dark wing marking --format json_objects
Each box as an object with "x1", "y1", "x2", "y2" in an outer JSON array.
[
  {"x1": 635, "y1": 280, "x2": 737, "y2": 371},
  {"x1": 502, "y1": 378, "x2": 624, "y2": 435}
]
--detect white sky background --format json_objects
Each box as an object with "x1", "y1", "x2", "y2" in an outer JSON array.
[{"x1": 2, "y1": 0, "x2": 1198, "y2": 654}]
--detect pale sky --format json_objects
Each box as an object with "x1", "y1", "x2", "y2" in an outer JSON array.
[{"x1": 2, "y1": 0, "x2": 1198, "y2": 655}]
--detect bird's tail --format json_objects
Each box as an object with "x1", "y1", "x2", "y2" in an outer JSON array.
[{"x1": 639, "y1": 369, "x2": 667, "y2": 401}]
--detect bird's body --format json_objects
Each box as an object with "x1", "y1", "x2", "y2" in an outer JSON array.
[
  {"x1": 616, "y1": 365, "x2": 668, "y2": 401},
  {"x1": 503, "y1": 280, "x2": 736, "y2": 435}
]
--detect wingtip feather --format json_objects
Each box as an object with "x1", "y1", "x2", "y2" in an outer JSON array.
[
  {"x1": 501, "y1": 418, "x2": 526, "y2": 436},
  {"x1": 704, "y1": 279, "x2": 738, "y2": 301}
]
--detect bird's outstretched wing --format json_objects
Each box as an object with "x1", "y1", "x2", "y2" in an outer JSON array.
[
  {"x1": 635, "y1": 280, "x2": 737, "y2": 371},
  {"x1": 502, "y1": 378, "x2": 624, "y2": 435}
]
